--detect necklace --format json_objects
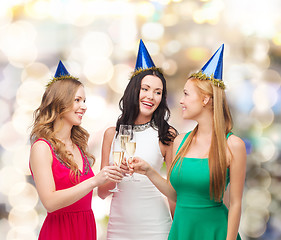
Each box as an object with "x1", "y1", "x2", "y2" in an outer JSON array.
[{"x1": 133, "y1": 121, "x2": 157, "y2": 132}]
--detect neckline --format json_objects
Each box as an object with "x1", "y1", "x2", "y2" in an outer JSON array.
[
  {"x1": 41, "y1": 138, "x2": 89, "y2": 175},
  {"x1": 184, "y1": 157, "x2": 208, "y2": 160},
  {"x1": 133, "y1": 121, "x2": 156, "y2": 132},
  {"x1": 76, "y1": 144, "x2": 85, "y2": 173},
  {"x1": 182, "y1": 157, "x2": 230, "y2": 169}
]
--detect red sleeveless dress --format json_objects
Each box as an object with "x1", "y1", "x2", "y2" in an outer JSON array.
[{"x1": 30, "y1": 139, "x2": 96, "y2": 240}]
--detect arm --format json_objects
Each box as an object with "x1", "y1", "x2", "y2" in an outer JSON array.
[
  {"x1": 30, "y1": 140, "x2": 123, "y2": 213},
  {"x1": 226, "y1": 135, "x2": 247, "y2": 240},
  {"x1": 163, "y1": 142, "x2": 176, "y2": 218},
  {"x1": 165, "y1": 134, "x2": 185, "y2": 204},
  {"x1": 223, "y1": 185, "x2": 230, "y2": 209},
  {"x1": 160, "y1": 127, "x2": 180, "y2": 218},
  {"x1": 97, "y1": 127, "x2": 118, "y2": 199},
  {"x1": 131, "y1": 157, "x2": 177, "y2": 202},
  {"x1": 129, "y1": 134, "x2": 185, "y2": 202}
]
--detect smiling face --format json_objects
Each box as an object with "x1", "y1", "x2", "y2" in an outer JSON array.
[
  {"x1": 180, "y1": 79, "x2": 206, "y2": 121},
  {"x1": 62, "y1": 85, "x2": 87, "y2": 126},
  {"x1": 138, "y1": 75, "x2": 163, "y2": 122}
]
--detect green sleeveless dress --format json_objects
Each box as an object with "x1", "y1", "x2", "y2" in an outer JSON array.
[{"x1": 169, "y1": 132, "x2": 241, "y2": 240}]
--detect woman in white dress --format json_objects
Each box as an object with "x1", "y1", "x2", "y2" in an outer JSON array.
[{"x1": 98, "y1": 40, "x2": 177, "y2": 240}]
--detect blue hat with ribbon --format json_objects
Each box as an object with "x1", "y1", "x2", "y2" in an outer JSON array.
[
  {"x1": 131, "y1": 39, "x2": 161, "y2": 78},
  {"x1": 189, "y1": 44, "x2": 225, "y2": 89},
  {"x1": 47, "y1": 60, "x2": 78, "y2": 87}
]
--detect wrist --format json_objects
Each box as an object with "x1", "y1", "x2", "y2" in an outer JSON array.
[
  {"x1": 91, "y1": 176, "x2": 98, "y2": 188},
  {"x1": 146, "y1": 166, "x2": 154, "y2": 178}
]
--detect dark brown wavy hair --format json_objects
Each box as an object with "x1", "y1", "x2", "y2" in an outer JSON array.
[{"x1": 116, "y1": 69, "x2": 177, "y2": 145}]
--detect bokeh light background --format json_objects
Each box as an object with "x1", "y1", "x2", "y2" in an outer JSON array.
[{"x1": 0, "y1": 0, "x2": 280, "y2": 239}]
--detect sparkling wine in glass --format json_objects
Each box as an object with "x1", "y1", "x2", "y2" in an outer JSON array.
[
  {"x1": 109, "y1": 139, "x2": 124, "y2": 193},
  {"x1": 119, "y1": 125, "x2": 132, "y2": 178},
  {"x1": 125, "y1": 142, "x2": 136, "y2": 157},
  {"x1": 120, "y1": 135, "x2": 130, "y2": 152},
  {"x1": 125, "y1": 130, "x2": 139, "y2": 182}
]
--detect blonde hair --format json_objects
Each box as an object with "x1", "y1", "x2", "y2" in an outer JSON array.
[
  {"x1": 30, "y1": 78, "x2": 95, "y2": 183},
  {"x1": 168, "y1": 78, "x2": 233, "y2": 201}
]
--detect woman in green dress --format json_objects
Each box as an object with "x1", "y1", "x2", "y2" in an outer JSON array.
[{"x1": 129, "y1": 44, "x2": 246, "y2": 240}]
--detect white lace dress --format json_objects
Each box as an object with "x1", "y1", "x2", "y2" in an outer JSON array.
[{"x1": 107, "y1": 123, "x2": 172, "y2": 240}]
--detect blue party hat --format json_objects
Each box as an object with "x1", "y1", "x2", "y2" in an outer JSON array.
[
  {"x1": 190, "y1": 44, "x2": 225, "y2": 89},
  {"x1": 54, "y1": 60, "x2": 71, "y2": 78},
  {"x1": 47, "y1": 60, "x2": 78, "y2": 87},
  {"x1": 131, "y1": 39, "x2": 161, "y2": 78}
]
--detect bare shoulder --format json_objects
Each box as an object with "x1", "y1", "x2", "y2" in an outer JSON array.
[
  {"x1": 227, "y1": 134, "x2": 246, "y2": 152},
  {"x1": 30, "y1": 140, "x2": 52, "y2": 166},
  {"x1": 102, "y1": 126, "x2": 116, "y2": 151},
  {"x1": 31, "y1": 140, "x2": 52, "y2": 155},
  {"x1": 171, "y1": 133, "x2": 186, "y2": 156},
  {"x1": 103, "y1": 127, "x2": 116, "y2": 140},
  {"x1": 227, "y1": 135, "x2": 247, "y2": 167},
  {"x1": 174, "y1": 133, "x2": 186, "y2": 147}
]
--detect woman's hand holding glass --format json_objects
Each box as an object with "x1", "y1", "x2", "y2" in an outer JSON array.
[
  {"x1": 128, "y1": 157, "x2": 152, "y2": 176},
  {"x1": 119, "y1": 158, "x2": 130, "y2": 175},
  {"x1": 95, "y1": 165, "x2": 123, "y2": 187}
]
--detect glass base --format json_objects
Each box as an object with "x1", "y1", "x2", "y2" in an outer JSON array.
[
  {"x1": 130, "y1": 178, "x2": 140, "y2": 182},
  {"x1": 126, "y1": 174, "x2": 140, "y2": 182},
  {"x1": 109, "y1": 188, "x2": 121, "y2": 192}
]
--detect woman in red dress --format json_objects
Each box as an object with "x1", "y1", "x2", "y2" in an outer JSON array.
[{"x1": 29, "y1": 61, "x2": 123, "y2": 240}]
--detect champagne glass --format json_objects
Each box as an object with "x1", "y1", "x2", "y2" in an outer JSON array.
[
  {"x1": 119, "y1": 125, "x2": 132, "y2": 178},
  {"x1": 125, "y1": 130, "x2": 139, "y2": 182},
  {"x1": 109, "y1": 139, "x2": 124, "y2": 193},
  {"x1": 119, "y1": 125, "x2": 132, "y2": 152}
]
